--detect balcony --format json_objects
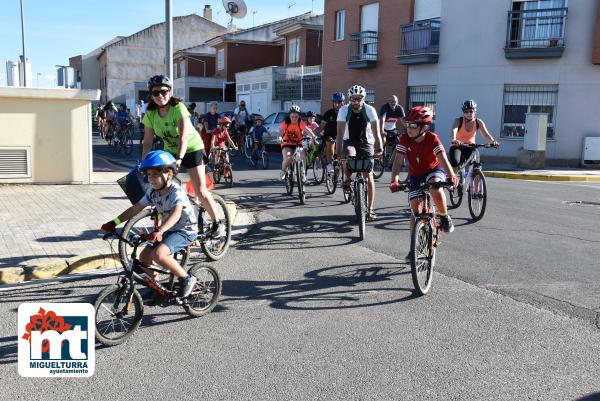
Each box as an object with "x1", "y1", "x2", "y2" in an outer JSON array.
[
  {"x1": 504, "y1": 7, "x2": 568, "y2": 59},
  {"x1": 347, "y1": 31, "x2": 378, "y2": 69},
  {"x1": 397, "y1": 18, "x2": 440, "y2": 65}
]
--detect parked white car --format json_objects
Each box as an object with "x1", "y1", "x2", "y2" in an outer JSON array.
[{"x1": 262, "y1": 111, "x2": 288, "y2": 145}]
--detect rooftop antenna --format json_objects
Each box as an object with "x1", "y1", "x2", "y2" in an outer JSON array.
[
  {"x1": 287, "y1": 2, "x2": 295, "y2": 17},
  {"x1": 252, "y1": 9, "x2": 258, "y2": 27},
  {"x1": 222, "y1": 0, "x2": 247, "y2": 32}
]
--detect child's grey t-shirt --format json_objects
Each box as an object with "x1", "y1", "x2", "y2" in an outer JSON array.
[{"x1": 138, "y1": 182, "x2": 197, "y2": 235}]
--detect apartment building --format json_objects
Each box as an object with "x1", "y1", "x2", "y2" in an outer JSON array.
[
  {"x1": 321, "y1": 0, "x2": 413, "y2": 110},
  {"x1": 403, "y1": 0, "x2": 600, "y2": 166}
]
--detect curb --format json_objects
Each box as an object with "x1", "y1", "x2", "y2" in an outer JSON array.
[
  {"x1": 0, "y1": 254, "x2": 121, "y2": 285},
  {"x1": 486, "y1": 171, "x2": 600, "y2": 182},
  {"x1": 0, "y1": 202, "x2": 239, "y2": 285}
]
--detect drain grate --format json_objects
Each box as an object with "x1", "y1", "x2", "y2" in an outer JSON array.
[{"x1": 563, "y1": 201, "x2": 600, "y2": 207}]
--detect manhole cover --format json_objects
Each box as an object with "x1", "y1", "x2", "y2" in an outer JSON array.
[{"x1": 563, "y1": 201, "x2": 600, "y2": 207}]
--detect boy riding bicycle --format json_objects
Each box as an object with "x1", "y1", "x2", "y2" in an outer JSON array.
[
  {"x1": 250, "y1": 115, "x2": 270, "y2": 165},
  {"x1": 101, "y1": 150, "x2": 198, "y2": 298},
  {"x1": 390, "y1": 106, "x2": 458, "y2": 255}
]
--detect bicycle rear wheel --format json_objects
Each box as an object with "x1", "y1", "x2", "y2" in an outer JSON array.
[
  {"x1": 94, "y1": 284, "x2": 143, "y2": 346},
  {"x1": 262, "y1": 151, "x2": 269, "y2": 169},
  {"x1": 468, "y1": 172, "x2": 487, "y2": 221},
  {"x1": 341, "y1": 169, "x2": 351, "y2": 204},
  {"x1": 355, "y1": 180, "x2": 366, "y2": 240},
  {"x1": 325, "y1": 169, "x2": 336, "y2": 194},
  {"x1": 410, "y1": 219, "x2": 434, "y2": 295},
  {"x1": 197, "y1": 193, "x2": 232, "y2": 261},
  {"x1": 447, "y1": 185, "x2": 463, "y2": 209},
  {"x1": 119, "y1": 209, "x2": 189, "y2": 284},
  {"x1": 296, "y1": 160, "x2": 305, "y2": 205},
  {"x1": 372, "y1": 158, "x2": 384, "y2": 179},
  {"x1": 183, "y1": 264, "x2": 222, "y2": 317}
]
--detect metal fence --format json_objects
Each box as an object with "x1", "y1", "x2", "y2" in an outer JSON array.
[
  {"x1": 408, "y1": 86, "x2": 437, "y2": 130},
  {"x1": 506, "y1": 7, "x2": 568, "y2": 48},
  {"x1": 501, "y1": 84, "x2": 558, "y2": 139},
  {"x1": 348, "y1": 31, "x2": 378, "y2": 62},
  {"x1": 274, "y1": 74, "x2": 321, "y2": 101},
  {"x1": 398, "y1": 18, "x2": 440, "y2": 55}
]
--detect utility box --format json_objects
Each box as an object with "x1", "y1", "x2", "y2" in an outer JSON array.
[
  {"x1": 582, "y1": 137, "x2": 600, "y2": 166},
  {"x1": 523, "y1": 113, "x2": 548, "y2": 151}
]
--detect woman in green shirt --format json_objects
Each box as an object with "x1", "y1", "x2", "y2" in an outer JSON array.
[{"x1": 142, "y1": 75, "x2": 224, "y2": 237}]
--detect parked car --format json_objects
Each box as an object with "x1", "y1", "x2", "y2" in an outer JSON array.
[{"x1": 261, "y1": 111, "x2": 323, "y2": 145}]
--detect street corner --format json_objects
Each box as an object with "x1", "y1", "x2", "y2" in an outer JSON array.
[
  {"x1": 0, "y1": 254, "x2": 120, "y2": 285},
  {"x1": 485, "y1": 171, "x2": 600, "y2": 182}
]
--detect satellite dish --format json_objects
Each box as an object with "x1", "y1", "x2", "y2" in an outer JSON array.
[{"x1": 222, "y1": 0, "x2": 247, "y2": 19}]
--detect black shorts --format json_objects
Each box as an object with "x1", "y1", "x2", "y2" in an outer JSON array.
[
  {"x1": 343, "y1": 140, "x2": 374, "y2": 159},
  {"x1": 174, "y1": 149, "x2": 208, "y2": 169}
]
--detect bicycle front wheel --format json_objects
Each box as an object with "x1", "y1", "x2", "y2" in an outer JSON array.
[
  {"x1": 341, "y1": 169, "x2": 351, "y2": 204},
  {"x1": 355, "y1": 180, "x2": 366, "y2": 240},
  {"x1": 183, "y1": 264, "x2": 222, "y2": 317},
  {"x1": 124, "y1": 130, "x2": 134, "y2": 155},
  {"x1": 312, "y1": 156, "x2": 324, "y2": 185},
  {"x1": 197, "y1": 193, "x2": 232, "y2": 261},
  {"x1": 262, "y1": 151, "x2": 269, "y2": 169},
  {"x1": 94, "y1": 284, "x2": 144, "y2": 346},
  {"x1": 410, "y1": 219, "x2": 434, "y2": 295},
  {"x1": 224, "y1": 165, "x2": 233, "y2": 188},
  {"x1": 285, "y1": 166, "x2": 294, "y2": 195},
  {"x1": 468, "y1": 172, "x2": 487, "y2": 221},
  {"x1": 296, "y1": 160, "x2": 306, "y2": 205}
]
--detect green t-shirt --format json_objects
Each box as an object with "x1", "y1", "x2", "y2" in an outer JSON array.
[{"x1": 142, "y1": 102, "x2": 203, "y2": 154}]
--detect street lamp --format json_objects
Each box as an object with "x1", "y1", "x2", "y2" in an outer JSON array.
[
  {"x1": 165, "y1": 0, "x2": 173, "y2": 79},
  {"x1": 20, "y1": 0, "x2": 27, "y2": 87},
  {"x1": 36, "y1": 72, "x2": 41, "y2": 87}
]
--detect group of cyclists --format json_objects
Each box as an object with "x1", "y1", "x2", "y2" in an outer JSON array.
[{"x1": 100, "y1": 73, "x2": 499, "y2": 300}]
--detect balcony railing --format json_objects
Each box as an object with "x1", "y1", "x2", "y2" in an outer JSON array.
[
  {"x1": 347, "y1": 31, "x2": 378, "y2": 69},
  {"x1": 505, "y1": 7, "x2": 568, "y2": 59},
  {"x1": 397, "y1": 18, "x2": 440, "y2": 65}
]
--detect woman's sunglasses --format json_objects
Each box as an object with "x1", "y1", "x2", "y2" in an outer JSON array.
[
  {"x1": 406, "y1": 123, "x2": 421, "y2": 130},
  {"x1": 151, "y1": 89, "x2": 170, "y2": 97}
]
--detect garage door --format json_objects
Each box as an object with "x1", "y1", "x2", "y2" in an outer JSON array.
[{"x1": 250, "y1": 92, "x2": 269, "y2": 115}]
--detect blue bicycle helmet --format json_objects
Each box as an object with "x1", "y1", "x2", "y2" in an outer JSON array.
[
  {"x1": 139, "y1": 150, "x2": 177, "y2": 173},
  {"x1": 332, "y1": 92, "x2": 345, "y2": 102}
]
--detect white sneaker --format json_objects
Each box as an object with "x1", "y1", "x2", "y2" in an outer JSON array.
[
  {"x1": 326, "y1": 163, "x2": 334, "y2": 173},
  {"x1": 280, "y1": 170, "x2": 286, "y2": 180}
]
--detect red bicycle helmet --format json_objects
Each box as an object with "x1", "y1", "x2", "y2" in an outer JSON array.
[
  {"x1": 405, "y1": 106, "x2": 434, "y2": 125},
  {"x1": 218, "y1": 116, "x2": 231, "y2": 125}
]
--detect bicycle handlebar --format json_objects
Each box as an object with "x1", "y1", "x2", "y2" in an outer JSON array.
[{"x1": 455, "y1": 143, "x2": 499, "y2": 149}]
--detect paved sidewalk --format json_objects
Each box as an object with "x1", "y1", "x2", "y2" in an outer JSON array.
[
  {"x1": 484, "y1": 162, "x2": 600, "y2": 182},
  {"x1": 0, "y1": 172, "x2": 239, "y2": 284}
]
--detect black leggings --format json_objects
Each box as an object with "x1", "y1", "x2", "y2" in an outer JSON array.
[{"x1": 449, "y1": 145, "x2": 477, "y2": 168}]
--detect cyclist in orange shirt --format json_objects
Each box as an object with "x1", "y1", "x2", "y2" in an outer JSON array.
[
  {"x1": 278, "y1": 105, "x2": 316, "y2": 180},
  {"x1": 449, "y1": 99, "x2": 499, "y2": 174}
]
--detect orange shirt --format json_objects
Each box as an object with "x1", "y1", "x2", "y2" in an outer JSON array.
[
  {"x1": 456, "y1": 118, "x2": 478, "y2": 144},
  {"x1": 280, "y1": 121, "x2": 307, "y2": 147}
]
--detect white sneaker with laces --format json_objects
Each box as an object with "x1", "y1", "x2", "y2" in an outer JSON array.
[
  {"x1": 280, "y1": 170, "x2": 286, "y2": 180},
  {"x1": 326, "y1": 163, "x2": 334, "y2": 173}
]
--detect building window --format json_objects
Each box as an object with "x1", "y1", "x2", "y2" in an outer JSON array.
[
  {"x1": 501, "y1": 84, "x2": 558, "y2": 139},
  {"x1": 289, "y1": 37, "x2": 300, "y2": 64},
  {"x1": 508, "y1": 0, "x2": 567, "y2": 48},
  {"x1": 335, "y1": 10, "x2": 345, "y2": 40},
  {"x1": 180, "y1": 61, "x2": 185, "y2": 77},
  {"x1": 260, "y1": 82, "x2": 268, "y2": 90},
  {"x1": 365, "y1": 88, "x2": 375, "y2": 105},
  {"x1": 409, "y1": 85, "x2": 437, "y2": 130},
  {"x1": 217, "y1": 49, "x2": 224, "y2": 71}
]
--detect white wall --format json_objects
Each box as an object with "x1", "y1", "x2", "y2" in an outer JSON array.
[{"x1": 408, "y1": 0, "x2": 600, "y2": 163}]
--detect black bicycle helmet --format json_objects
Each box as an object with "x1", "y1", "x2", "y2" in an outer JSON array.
[
  {"x1": 461, "y1": 99, "x2": 477, "y2": 112},
  {"x1": 147, "y1": 75, "x2": 172, "y2": 91},
  {"x1": 306, "y1": 111, "x2": 316, "y2": 118}
]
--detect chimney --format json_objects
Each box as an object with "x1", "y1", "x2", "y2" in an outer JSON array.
[{"x1": 203, "y1": 5, "x2": 212, "y2": 21}]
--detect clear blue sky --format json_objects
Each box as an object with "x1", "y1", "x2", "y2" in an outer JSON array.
[{"x1": 0, "y1": 0, "x2": 324, "y2": 87}]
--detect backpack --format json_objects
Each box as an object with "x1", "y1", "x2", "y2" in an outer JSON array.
[{"x1": 458, "y1": 117, "x2": 480, "y2": 131}]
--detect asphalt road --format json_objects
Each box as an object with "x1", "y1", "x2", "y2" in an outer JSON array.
[{"x1": 1, "y1": 146, "x2": 599, "y2": 400}]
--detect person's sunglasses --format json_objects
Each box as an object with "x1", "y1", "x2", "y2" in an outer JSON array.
[
  {"x1": 406, "y1": 123, "x2": 420, "y2": 129},
  {"x1": 464, "y1": 109, "x2": 475, "y2": 114},
  {"x1": 151, "y1": 89, "x2": 170, "y2": 97},
  {"x1": 350, "y1": 97, "x2": 363, "y2": 103}
]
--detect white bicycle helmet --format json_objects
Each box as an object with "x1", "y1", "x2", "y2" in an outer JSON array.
[
  {"x1": 348, "y1": 85, "x2": 366, "y2": 98},
  {"x1": 289, "y1": 105, "x2": 301, "y2": 114}
]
